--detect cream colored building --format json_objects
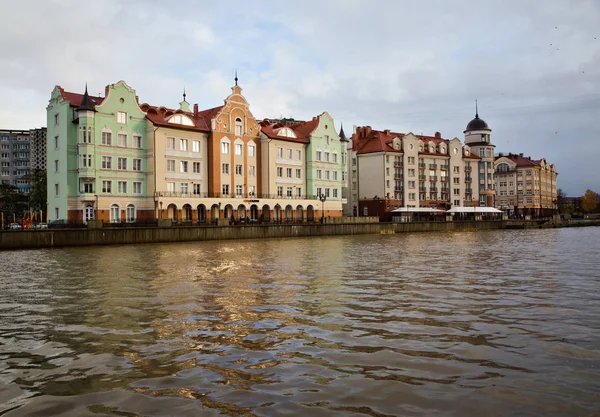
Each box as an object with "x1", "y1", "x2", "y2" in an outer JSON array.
[
  {"x1": 348, "y1": 126, "x2": 480, "y2": 217},
  {"x1": 494, "y1": 152, "x2": 558, "y2": 217}
]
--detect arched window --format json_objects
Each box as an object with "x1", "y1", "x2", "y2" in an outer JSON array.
[
  {"x1": 126, "y1": 204, "x2": 136, "y2": 223},
  {"x1": 110, "y1": 204, "x2": 120, "y2": 223},
  {"x1": 235, "y1": 118, "x2": 243, "y2": 136}
]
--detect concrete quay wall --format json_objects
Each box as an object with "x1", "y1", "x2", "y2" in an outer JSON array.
[{"x1": 0, "y1": 221, "x2": 508, "y2": 250}]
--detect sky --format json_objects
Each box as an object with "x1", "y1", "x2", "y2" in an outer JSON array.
[{"x1": 0, "y1": 0, "x2": 598, "y2": 196}]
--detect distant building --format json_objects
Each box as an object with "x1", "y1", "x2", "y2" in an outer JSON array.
[
  {"x1": 494, "y1": 152, "x2": 558, "y2": 217},
  {"x1": 0, "y1": 129, "x2": 32, "y2": 192},
  {"x1": 29, "y1": 127, "x2": 47, "y2": 170}
]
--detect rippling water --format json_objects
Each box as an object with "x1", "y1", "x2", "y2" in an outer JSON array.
[{"x1": 1, "y1": 228, "x2": 600, "y2": 416}]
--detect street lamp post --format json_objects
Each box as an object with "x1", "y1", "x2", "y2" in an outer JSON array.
[{"x1": 319, "y1": 194, "x2": 326, "y2": 224}]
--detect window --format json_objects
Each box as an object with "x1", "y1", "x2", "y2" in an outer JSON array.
[
  {"x1": 325, "y1": 188, "x2": 330, "y2": 197},
  {"x1": 248, "y1": 144, "x2": 255, "y2": 157},
  {"x1": 102, "y1": 180, "x2": 112, "y2": 193},
  {"x1": 54, "y1": 114, "x2": 59, "y2": 125},
  {"x1": 296, "y1": 169, "x2": 301, "y2": 179},
  {"x1": 277, "y1": 186, "x2": 283, "y2": 197},
  {"x1": 235, "y1": 143, "x2": 243, "y2": 156},
  {"x1": 180, "y1": 139, "x2": 188, "y2": 152},
  {"x1": 221, "y1": 141, "x2": 229, "y2": 154},
  {"x1": 133, "y1": 135, "x2": 142, "y2": 148},
  {"x1": 408, "y1": 181, "x2": 415, "y2": 188},
  {"x1": 277, "y1": 167, "x2": 283, "y2": 177},
  {"x1": 167, "y1": 160, "x2": 175, "y2": 172},
  {"x1": 126, "y1": 204, "x2": 136, "y2": 223},
  {"x1": 317, "y1": 169, "x2": 322, "y2": 179},
  {"x1": 235, "y1": 164, "x2": 243, "y2": 175},
  {"x1": 192, "y1": 140, "x2": 200, "y2": 153},
  {"x1": 408, "y1": 169, "x2": 415, "y2": 177},
  {"x1": 102, "y1": 132, "x2": 112, "y2": 145},
  {"x1": 333, "y1": 171, "x2": 338, "y2": 180},
  {"x1": 296, "y1": 150, "x2": 301, "y2": 160},
  {"x1": 454, "y1": 188, "x2": 460, "y2": 195},
  {"x1": 297, "y1": 188, "x2": 302, "y2": 197},
  {"x1": 193, "y1": 162, "x2": 201, "y2": 173},
  {"x1": 277, "y1": 147, "x2": 283, "y2": 158},
  {"x1": 167, "y1": 137, "x2": 175, "y2": 150},
  {"x1": 287, "y1": 149, "x2": 292, "y2": 159},
  {"x1": 193, "y1": 184, "x2": 201, "y2": 195},
  {"x1": 249, "y1": 185, "x2": 256, "y2": 196},
  {"x1": 117, "y1": 133, "x2": 127, "y2": 147},
  {"x1": 80, "y1": 155, "x2": 92, "y2": 168},
  {"x1": 316, "y1": 151, "x2": 322, "y2": 161},
  {"x1": 236, "y1": 184, "x2": 243, "y2": 196},
  {"x1": 287, "y1": 187, "x2": 293, "y2": 197},
  {"x1": 222, "y1": 163, "x2": 229, "y2": 174},
  {"x1": 325, "y1": 135, "x2": 330, "y2": 145},
  {"x1": 324, "y1": 152, "x2": 330, "y2": 162},
  {"x1": 118, "y1": 181, "x2": 127, "y2": 193},
  {"x1": 54, "y1": 183, "x2": 59, "y2": 196},
  {"x1": 83, "y1": 183, "x2": 94, "y2": 193},
  {"x1": 133, "y1": 182, "x2": 142, "y2": 194},
  {"x1": 180, "y1": 161, "x2": 188, "y2": 173},
  {"x1": 409, "y1": 193, "x2": 416, "y2": 200},
  {"x1": 235, "y1": 118, "x2": 242, "y2": 136},
  {"x1": 222, "y1": 184, "x2": 230, "y2": 195},
  {"x1": 54, "y1": 160, "x2": 59, "y2": 173},
  {"x1": 408, "y1": 156, "x2": 415, "y2": 164},
  {"x1": 317, "y1": 187, "x2": 322, "y2": 197},
  {"x1": 454, "y1": 200, "x2": 460, "y2": 206},
  {"x1": 181, "y1": 183, "x2": 188, "y2": 194},
  {"x1": 101, "y1": 156, "x2": 112, "y2": 169},
  {"x1": 287, "y1": 168, "x2": 292, "y2": 178},
  {"x1": 333, "y1": 189, "x2": 338, "y2": 198},
  {"x1": 133, "y1": 159, "x2": 141, "y2": 171},
  {"x1": 117, "y1": 111, "x2": 127, "y2": 124},
  {"x1": 325, "y1": 171, "x2": 330, "y2": 180},
  {"x1": 333, "y1": 153, "x2": 337, "y2": 163},
  {"x1": 110, "y1": 204, "x2": 120, "y2": 223},
  {"x1": 118, "y1": 157, "x2": 127, "y2": 170},
  {"x1": 167, "y1": 182, "x2": 175, "y2": 192},
  {"x1": 249, "y1": 165, "x2": 256, "y2": 177}
]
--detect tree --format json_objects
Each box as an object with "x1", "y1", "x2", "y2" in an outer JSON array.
[
  {"x1": 563, "y1": 203, "x2": 574, "y2": 215},
  {"x1": 24, "y1": 169, "x2": 47, "y2": 211},
  {"x1": 556, "y1": 188, "x2": 566, "y2": 213},
  {"x1": 0, "y1": 183, "x2": 24, "y2": 220},
  {"x1": 581, "y1": 189, "x2": 598, "y2": 213}
]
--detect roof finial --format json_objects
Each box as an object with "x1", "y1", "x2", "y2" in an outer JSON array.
[
  {"x1": 235, "y1": 69, "x2": 238, "y2": 86},
  {"x1": 85, "y1": 82, "x2": 88, "y2": 94},
  {"x1": 183, "y1": 86, "x2": 186, "y2": 102},
  {"x1": 475, "y1": 99, "x2": 479, "y2": 118}
]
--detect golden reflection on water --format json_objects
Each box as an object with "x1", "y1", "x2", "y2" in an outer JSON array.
[{"x1": 0, "y1": 229, "x2": 599, "y2": 416}]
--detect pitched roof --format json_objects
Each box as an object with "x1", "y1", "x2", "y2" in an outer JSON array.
[
  {"x1": 56, "y1": 86, "x2": 104, "y2": 107},
  {"x1": 259, "y1": 120, "x2": 309, "y2": 143},
  {"x1": 142, "y1": 104, "x2": 223, "y2": 132},
  {"x1": 289, "y1": 117, "x2": 320, "y2": 141},
  {"x1": 497, "y1": 153, "x2": 541, "y2": 167}
]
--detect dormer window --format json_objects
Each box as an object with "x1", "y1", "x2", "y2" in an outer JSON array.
[
  {"x1": 168, "y1": 114, "x2": 194, "y2": 126},
  {"x1": 235, "y1": 118, "x2": 243, "y2": 136}
]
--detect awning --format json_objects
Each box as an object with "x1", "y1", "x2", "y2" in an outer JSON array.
[
  {"x1": 446, "y1": 207, "x2": 503, "y2": 213},
  {"x1": 391, "y1": 207, "x2": 446, "y2": 213}
]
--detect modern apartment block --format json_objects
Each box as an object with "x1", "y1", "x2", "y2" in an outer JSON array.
[
  {"x1": 494, "y1": 152, "x2": 557, "y2": 217},
  {"x1": 0, "y1": 129, "x2": 33, "y2": 192},
  {"x1": 29, "y1": 128, "x2": 47, "y2": 170},
  {"x1": 347, "y1": 127, "x2": 480, "y2": 217},
  {"x1": 47, "y1": 79, "x2": 345, "y2": 223}
]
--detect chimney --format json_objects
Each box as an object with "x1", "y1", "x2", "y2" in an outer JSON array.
[
  {"x1": 384, "y1": 129, "x2": 390, "y2": 135},
  {"x1": 365, "y1": 126, "x2": 372, "y2": 136},
  {"x1": 499, "y1": 152, "x2": 504, "y2": 157},
  {"x1": 194, "y1": 104, "x2": 198, "y2": 118},
  {"x1": 519, "y1": 153, "x2": 523, "y2": 157},
  {"x1": 435, "y1": 132, "x2": 441, "y2": 138}
]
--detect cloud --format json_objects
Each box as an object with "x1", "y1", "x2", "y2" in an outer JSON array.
[{"x1": 0, "y1": 0, "x2": 598, "y2": 195}]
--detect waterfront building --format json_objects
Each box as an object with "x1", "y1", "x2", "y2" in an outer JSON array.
[
  {"x1": 464, "y1": 105, "x2": 496, "y2": 207},
  {"x1": 47, "y1": 78, "x2": 341, "y2": 224},
  {"x1": 47, "y1": 81, "x2": 154, "y2": 223},
  {"x1": 348, "y1": 126, "x2": 480, "y2": 218},
  {"x1": 494, "y1": 152, "x2": 558, "y2": 217},
  {"x1": 0, "y1": 129, "x2": 31, "y2": 192}
]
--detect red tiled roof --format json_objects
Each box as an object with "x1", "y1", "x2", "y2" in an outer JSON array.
[
  {"x1": 289, "y1": 117, "x2": 319, "y2": 141},
  {"x1": 57, "y1": 86, "x2": 104, "y2": 107},
  {"x1": 497, "y1": 153, "x2": 540, "y2": 167},
  {"x1": 259, "y1": 120, "x2": 309, "y2": 143},
  {"x1": 142, "y1": 104, "x2": 223, "y2": 132}
]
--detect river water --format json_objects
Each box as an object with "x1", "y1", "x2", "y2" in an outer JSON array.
[{"x1": 0, "y1": 228, "x2": 599, "y2": 416}]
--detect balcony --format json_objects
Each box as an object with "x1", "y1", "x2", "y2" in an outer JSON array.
[
  {"x1": 430, "y1": 176, "x2": 438, "y2": 182},
  {"x1": 419, "y1": 187, "x2": 427, "y2": 192},
  {"x1": 418, "y1": 163, "x2": 426, "y2": 169},
  {"x1": 430, "y1": 187, "x2": 438, "y2": 193},
  {"x1": 464, "y1": 166, "x2": 472, "y2": 172},
  {"x1": 419, "y1": 175, "x2": 426, "y2": 181},
  {"x1": 429, "y1": 164, "x2": 437, "y2": 170},
  {"x1": 394, "y1": 162, "x2": 403, "y2": 168},
  {"x1": 440, "y1": 164, "x2": 449, "y2": 170},
  {"x1": 465, "y1": 188, "x2": 473, "y2": 193},
  {"x1": 465, "y1": 176, "x2": 472, "y2": 183}
]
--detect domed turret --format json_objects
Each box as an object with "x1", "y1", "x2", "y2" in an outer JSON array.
[{"x1": 464, "y1": 101, "x2": 489, "y2": 132}]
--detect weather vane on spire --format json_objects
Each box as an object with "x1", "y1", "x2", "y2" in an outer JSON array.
[
  {"x1": 183, "y1": 86, "x2": 186, "y2": 102},
  {"x1": 235, "y1": 69, "x2": 238, "y2": 86},
  {"x1": 475, "y1": 99, "x2": 479, "y2": 118}
]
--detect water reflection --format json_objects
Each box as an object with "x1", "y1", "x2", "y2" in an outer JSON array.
[{"x1": 1, "y1": 228, "x2": 599, "y2": 416}]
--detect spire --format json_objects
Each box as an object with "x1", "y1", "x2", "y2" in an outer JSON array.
[
  {"x1": 179, "y1": 86, "x2": 190, "y2": 112},
  {"x1": 339, "y1": 123, "x2": 348, "y2": 142},
  {"x1": 235, "y1": 70, "x2": 238, "y2": 86},
  {"x1": 475, "y1": 99, "x2": 479, "y2": 118},
  {"x1": 77, "y1": 83, "x2": 96, "y2": 112},
  {"x1": 183, "y1": 86, "x2": 186, "y2": 102}
]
